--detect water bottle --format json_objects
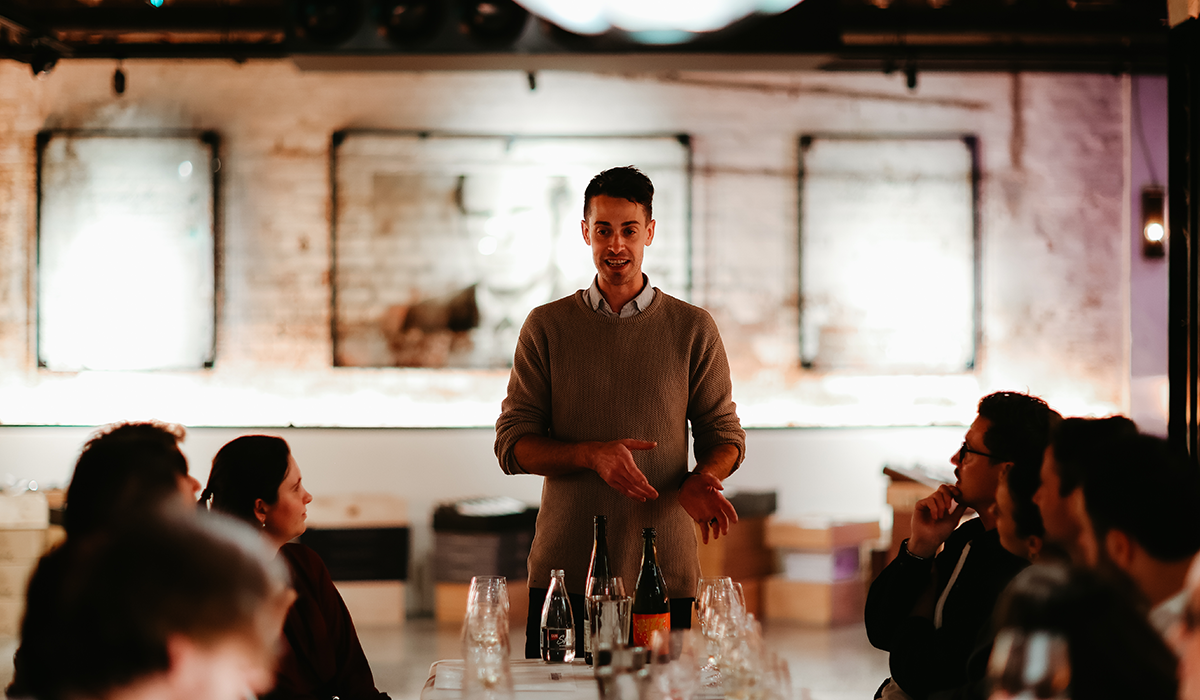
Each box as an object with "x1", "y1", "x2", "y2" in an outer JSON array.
[{"x1": 541, "y1": 569, "x2": 575, "y2": 663}]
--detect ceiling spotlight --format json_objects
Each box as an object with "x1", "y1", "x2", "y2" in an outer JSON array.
[
  {"x1": 29, "y1": 43, "x2": 59, "y2": 79},
  {"x1": 292, "y1": 0, "x2": 367, "y2": 45},
  {"x1": 513, "y1": 0, "x2": 803, "y2": 40},
  {"x1": 376, "y1": 0, "x2": 445, "y2": 45},
  {"x1": 461, "y1": 0, "x2": 529, "y2": 46}
]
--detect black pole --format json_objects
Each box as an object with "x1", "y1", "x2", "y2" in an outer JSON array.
[{"x1": 1167, "y1": 19, "x2": 1200, "y2": 459}]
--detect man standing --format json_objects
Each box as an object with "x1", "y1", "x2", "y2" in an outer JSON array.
[
  {"x1": 494, "y1": 166, "x2": 745, "y2": 658},
  {"x1": 866, "y1": 392, "x2": 1059, "y2": 699}
]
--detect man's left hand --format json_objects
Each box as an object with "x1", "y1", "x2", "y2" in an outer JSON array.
[{"x1": 678, "y1": 471, "x2": 738, "y2": 544}]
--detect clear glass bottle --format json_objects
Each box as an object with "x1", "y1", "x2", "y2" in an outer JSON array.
[{"x1": 540, "y1": 569, "x2": 575, "y2": 663}]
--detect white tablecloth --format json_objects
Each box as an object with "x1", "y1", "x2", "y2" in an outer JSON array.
[{"x1": 422, "y1": 659, "x2": 602, "y2": 700}]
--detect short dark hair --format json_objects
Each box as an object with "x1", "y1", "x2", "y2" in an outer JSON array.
[
  {"x1": 200, "y1": 435, "x2": 291, "y2": 526},
  {"x1": 1050, "y1": 416, "x2": 1138, "y2": 497},
  {"x1": 1005, "y1": 462, "x2": 1044, "y2": 540},
  {"x1": 1083, "y1": 433, "x2": 1200, "y2": 562},
  {"x1": 583, "y1": 166, "x2": 654, "y2": 222},
  {"x1": 992, "y1": 564, "x2": 1177, "y2": 700},
  {"x1": 35, "y1": 513, "x2": 288, "y2": 700},
  {"x1": 977, "y1": 391, "x2": 1061, "y2": 477},
  {"x1": 64, "y1": 421, "x2": 189, "y2": 539}
]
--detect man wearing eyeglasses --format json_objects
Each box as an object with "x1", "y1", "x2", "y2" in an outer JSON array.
[{"x1": 866, "y1": 391, "x2": 1061, "y2": 700}]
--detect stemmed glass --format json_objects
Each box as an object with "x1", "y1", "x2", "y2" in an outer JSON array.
[
  {"x1": 696, "y1": 577, "x2": 743, "y2": 688},
  {"x1": 461, "y1": 576, "x2": 514, "y2": 700},
  {"x1": 647, "y1": 629, "x2": 701, "y2": 700},
  {"x1": 986, "y1": 629, "x2": 1071, "y2": 700}
]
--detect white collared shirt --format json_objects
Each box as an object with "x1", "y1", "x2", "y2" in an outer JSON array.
[{"x1": 585, "y1": 274, "x2": 656, "y2": 318}]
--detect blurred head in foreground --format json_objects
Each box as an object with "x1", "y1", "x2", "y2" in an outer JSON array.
[
  {"x1": 991, "y1": 564, "x2": 1177, "y2": 700},
  {"x1": 65, "y1": 420, "x2": 200, "y2": 538},
  {"x1": 34, "y1": 513, "x2": 293, "y2": 700}
]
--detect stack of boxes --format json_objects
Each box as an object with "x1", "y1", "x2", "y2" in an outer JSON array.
[
  {"x1": 694, "y1": 491, "x2": 776, "y2": 617},
  {"x1": 432, "y1": 497, "x2": 537, "y2": 627},
  {"x1": 762, "y1": 517, "x2": 882, "y2": 626},
  {"x1": 300, "y1": 493, "x2": 410, "y2": 626},
  {"x1": 0, "y1": 490, "x2": 54, "y2": 636}
]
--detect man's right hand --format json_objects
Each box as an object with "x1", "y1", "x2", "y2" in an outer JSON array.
[
  {"x1": 586, "y1": 439, "x2": 659, "y2": 502},
  {"x1": 908, "y1": 484, "x2": 967, "y2": 559}
]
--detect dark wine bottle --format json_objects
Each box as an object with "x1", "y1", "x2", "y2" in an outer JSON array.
[
  {"x1": 583, "y1": 515, "x2": 612, "y2": 665},
  {"x1": 630, "y1": 527, "x2": 670, "y2": 648}
]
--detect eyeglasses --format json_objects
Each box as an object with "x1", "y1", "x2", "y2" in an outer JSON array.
[{"x1": 957, "y1": 440, "x2": 993, "y2": 463}]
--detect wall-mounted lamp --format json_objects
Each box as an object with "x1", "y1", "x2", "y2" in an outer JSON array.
[{"x1": 1142, "y1": 185, "x2": 1165, "y2": 259}]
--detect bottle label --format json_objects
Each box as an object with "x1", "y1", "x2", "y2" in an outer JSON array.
[
  {"x1": 630, "y1": 613, "x2": 670, "y2": 647},
  {"x1": 541, "y1": 627, "x2": 574, "y2": 663},
  {"x1": 583, "y1": 618, "x2": 591, "y2": 654}
]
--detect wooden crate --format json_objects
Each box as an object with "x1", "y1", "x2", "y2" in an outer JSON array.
[
  {"x1": 336, "y1": 581, "x2": 406, "y2": 627},
  {"x1": 695, "y1": 515, "x2": 772, "y2": 580},
  {"x1": 762, "y1": 576, "x2": 866, "y2": 626},
  {"x1": 764, "y1": 518, "x2": 881, "y2": 551},
  {"x1": 435, "y1": 579, "x2": 529, "y2": 628}
]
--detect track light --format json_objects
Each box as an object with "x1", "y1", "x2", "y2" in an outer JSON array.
[
  {"x1": 461, "y1": 0, "x2": 529, "y2": 46},
  {"x1": 1142, "y1": 185, "x2": 1165, "y2": 259},
  {"x1": 113, "y1": 65, "x2": 127, "y2": 96},
  {"x1": 30, "y1": 43, "x2": 59, "y2": 79},
  {"x1": 377, "y1": 0, "x2": 445, "y2": 44},
  {"x1": 292, "y1": 0, "x2": 367, "y2": 45}
]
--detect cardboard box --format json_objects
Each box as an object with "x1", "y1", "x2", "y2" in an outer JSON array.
[
  {"x1": 762, "y1": 575, "x2": 865, "y2": 626},
  {"x1": 435, "y1": 579, "x2": 529, "y2": 628},
  {"x1": 695, "y1": 515, "x2": 772, "y2": 580},
  {"x1": 336, "y1": 581, "x2": 405, "y2": 627},
  {"x1": 764, "y1": 518, "x2": 881, "y2": 551}
]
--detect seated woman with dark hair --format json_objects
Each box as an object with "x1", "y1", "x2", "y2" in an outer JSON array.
[
  {"x1": 992, "y1": 462, "x2": 1045, "y2": 563},
  {"x1": 9, "y1": 421, "x2": 204, "y2": 699},
  {"x1": 200, "y1": 435, "x2": 390, "y2": 700},
  {"x1": 37, "y1": 512, "x2": 293, "y2": 700}
]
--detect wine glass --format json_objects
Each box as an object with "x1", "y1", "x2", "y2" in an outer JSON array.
[
  {"x1": 647, "y1": 629, "x2": 701, "y2": 700},
  {"x1": 986, "y1": 629, "x2": 1071, "y2": 700}
]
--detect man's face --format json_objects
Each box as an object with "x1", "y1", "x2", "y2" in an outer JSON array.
[
  {"x1": 581, "y1": 195, "x2": 655, "y2": 292},
  {"x1": 951, "y1": 415, "x2": 1003, "y2": 512},
  {"x1": 1032, "y1": 445, "x2": 1083, "y2": 551}
]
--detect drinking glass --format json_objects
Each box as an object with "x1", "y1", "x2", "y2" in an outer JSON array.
[
  {"x1": 462, "y1": 577, "x2": 514, "y2": 700},
  {"x1": 647, "y1": 629, "x2": 701, "y2": 700},
  {"x1": 589, "y1": 594, "x2": 633, "y2": 661},
  {"x1": 986, "y1": 629, "x2": 1071, "y2": 700}
]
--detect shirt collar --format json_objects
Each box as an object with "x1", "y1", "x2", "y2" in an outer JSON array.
[{"x1": 586, "y1": 274, "x2": 655, "y2": 318}]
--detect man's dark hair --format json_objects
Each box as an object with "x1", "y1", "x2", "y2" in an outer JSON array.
[
  {"x1": 64, "y1": 421, "x2": 189, "y2": 539},
  {"x1": 1005, "y1": 462, "x2": 1044, "y2": 540},
  {"x1": 40, "y1": 513, "x2": 287, "y2": 700},
  {"x1": 977, "y1": 391, "x2": 1062, "y2": 478},
  {"x1": 1083, "y1": 433, "x2": 1200, "y2": 562},
  {"x1": 200, "y1": 435, "x2": 291, "y2": 526},
  {"x1": 583, "y1": 166, "x2": 654, "y2": 222},
  {"x1": 1050, "y1": 416, "x2": 1138, "y2": 497}
]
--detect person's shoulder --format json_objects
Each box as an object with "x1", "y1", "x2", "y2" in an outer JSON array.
[
  {"x1": 651, "y1": 291, "x2": 717, "y2": 325},
  {"x1": 280, "y1": 541, "x2": 332, "y2": 579}
]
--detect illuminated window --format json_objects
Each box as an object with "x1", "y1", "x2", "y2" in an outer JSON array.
[
  {"x1": 331, "y1": 132, "x2": 691, "y2": 369},
  {"x1": 799, "y1": 136, "x2": 978, "y2": 373},
  {"x1": 37, "y1": 131, "x2": 217, "y2": 371}
]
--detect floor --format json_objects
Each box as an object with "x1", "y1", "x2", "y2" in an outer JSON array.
[{"x1": 0, "y1": 620, "x2": 888, "y2": 700}]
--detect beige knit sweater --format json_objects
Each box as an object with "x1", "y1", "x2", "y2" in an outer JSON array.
[{"x1": 495, "y1": 289, "x2": 745, "y2": 598}]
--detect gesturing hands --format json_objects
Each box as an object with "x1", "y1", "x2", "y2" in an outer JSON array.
[
  {"x1": 908, "y1": 484, "x2": 968, "y2": 559},
  {"x1": 678, "y1": 471, "x2": 738, "y2": 544},
  {"x1": 587, "y1": 439, "x2": 659, "y2": 502}
]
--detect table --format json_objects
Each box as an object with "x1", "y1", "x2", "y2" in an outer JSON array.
[{"x1": 422, "y1": 659, "x2": 601, "y2": 700}]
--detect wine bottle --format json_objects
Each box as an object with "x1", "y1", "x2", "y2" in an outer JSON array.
[
  {"x1": 583, "y1": 515, "x2": 611, "y2": 664},
  {"x1": 630, "y1": 527, "x2": 670, "y2": 648},
  {"x1": 540, "y1": 569, "x2": 575, "y2": 663}
]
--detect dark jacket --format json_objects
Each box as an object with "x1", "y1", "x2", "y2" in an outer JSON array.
[
  {"x1": 865, "y1": 519, "x2": 1028, "y2": 700},
  {"x1": 268, "y1": 542, "x2": 390, "y2": 700}
]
